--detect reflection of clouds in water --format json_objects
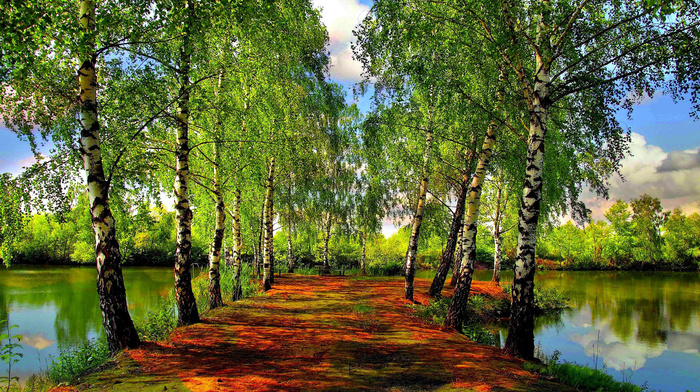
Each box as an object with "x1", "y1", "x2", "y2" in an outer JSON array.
[
  {"x1": 568, "y1": 305, "x2": 594, "y2": 328},
  {"x1": 666, "y1": 332, "x2": 700, "y2": 355},
  {"x1": 571, "y1": 326, "x2": 664, "y2": 370},
  {"x1": 22, "y1": 333, "x2": 56, "y2": 350}
]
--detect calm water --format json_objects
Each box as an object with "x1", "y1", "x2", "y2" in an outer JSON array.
[
  {"x1": 422, "y1": 269, "x2": 699, "y2": 392},
  {"x1": 0, "y1": 265, "x2": 178, "y2": 381}
]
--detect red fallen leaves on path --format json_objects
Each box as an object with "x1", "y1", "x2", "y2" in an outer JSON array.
[{"x1": 55, "y1": 275, "x2": 563, "y2": 392}]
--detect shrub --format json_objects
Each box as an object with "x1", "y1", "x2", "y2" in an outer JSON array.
[
  {"x1": 410, "y1": 296, "x2": 498, "y2": 346},
  {"x1": 502, "y1": 284, "x2": 569, "y2": 312},
  {"x1": 524, "y1": 351, "x2": 644, "y2": 392},
  {"x1": 48, "y1": 338, "x2": 109, "y2": 384}
]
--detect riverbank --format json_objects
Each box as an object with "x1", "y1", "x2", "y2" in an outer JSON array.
[{"x1": 49, "y1": 275, "x2": 572, "y2": 392}]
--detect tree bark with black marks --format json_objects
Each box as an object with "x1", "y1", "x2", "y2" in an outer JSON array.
[
  {"x1": 404, "y1": 129, "x2": 432, "y2": 301},
  {"x1": 445, "y1": 106, "x2": 499, "y2": 331},
  {"x1": 287, "y1": 224, "x2": 294, "y2": 273},
  {"x1": 207, "y1": 137, "x2": 225, "y2": 309},
  {"x1": 173, "y1": 0, "x2": 199, "y2": 326},
  {"x1": 504, "y1": 44, "x2": 551, "y2": 361},
  {"x1": 322, "y1": 213, "x2": 332, "y2": 272},
  {"x1": 78, "y1": 0, "x2": 139, "y2": 354},
  {"x1": 229, "y1": 188, "x2": 243, "y2": 301},
  {"x1": 262, "y1": 158, "x2": 275, "y2": 291},
  {"x1": 450, "y1": 224, "x2": 464, "y2": 287},
  {"x1": 428, "y1": 183, "x2": 466, "y2": 297},
  {"x1": 428, "y1": 143, "x2": 475, "y2": 297},
  {"x1": 360, "y1": 230, "x2": 367, "y2": 275}
]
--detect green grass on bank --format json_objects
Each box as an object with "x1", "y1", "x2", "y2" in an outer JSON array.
[
  {"x1": 40, "y1": 262, "x2": 261, "y2": 387},
  {"x1": 525, "y1": 351, "x2": 649, "y2": 392}
]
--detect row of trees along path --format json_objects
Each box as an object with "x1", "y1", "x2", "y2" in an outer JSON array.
[
  {"x1": 51, "y1": 275, "x2": 573, "y2": 392},
  {"x1": 2, "y1": 0, "x2": 700, "y2": 374}
]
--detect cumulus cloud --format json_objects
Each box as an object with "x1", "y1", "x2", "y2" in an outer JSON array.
[
  {"x1": 312, "y1": 0, "x2": 369, "y2": 82},
  {"x1": 329, "y1": 43, "x2": 365, "y2": 82},
  {"x1": 657, "y1": 150, "x2": 700, "y2": 172},
  {"x1": 580, "y1": 132, "x2": 700, "y2": 220}
]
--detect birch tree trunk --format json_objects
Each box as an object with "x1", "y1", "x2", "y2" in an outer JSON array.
[
  {"x1": 492, "y1": 229, "x2": 502, "y2": 284},
  {"x1": 322, "y1": 214, "x2": 332, "y2": 272},
  {"x1": 491, "y1": 186, "x2": 503, "y2": 284},
  {"x1": 445, "y1": 115, "x2": 498, "y2": 331},
  {"x1": 173, "y1": 0, "x2": 199, "y2": 326},
  {"x1": 262, "y1": 158, "x2": 275, "y2": 291},
  {"x1": 504, "y1": 49, "x2": 551, "y2": 360},
  {"x1": 428, "y1": 174, "x2": 468, "y2": 296},
  {"x1": 360, "y1": 230, "x2": 367, "y2": 275},
  {"x1": 230, "y1": 188, "x2": 243, "y2": 301},
  {"x1": 404, "y1": 129, "x2": 433, "y2": 301},
  {"x1": 287, "y1": 223, "x2": 294, "y2": 273},
  {"x1": 208, "y1": 139, "x2": 225, "y2": 309},
  {"x1": 254, "y1": 208, "x2": 263, "y2": 279},
  {"x1": 78, "y1": 0, "x2": 139, "y2": 353},
  {"x1": 450, "y1": 223, "x2": 464, "y2": 286}
]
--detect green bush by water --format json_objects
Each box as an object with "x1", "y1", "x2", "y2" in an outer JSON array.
[
  {"x1": 46, "y1": 261, "x2": 261, "y2": 385},
  {"x1": 524, "y1": 351, "x2": 645, "y2": 392},
  {"x1": 48, "y1": 338, "x2": 110, "y2": 384},
  {"x1": 502, "y1": 284, "x2": 569, "y2": 312},
  {"x1": 410, "y1": 296, "x2": 498, "y2": 346}
]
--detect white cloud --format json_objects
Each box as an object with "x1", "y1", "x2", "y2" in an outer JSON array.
[
  {"x1": 312, "y1": 0, "x2": 370, "y2": 82},
  {"x1": 329, "y1": 43, "x2": 365, "y2": 82},
  {"x1": 657, "y1": 150, "x2": 700, "y2": 172},
  {"x1": 580, "y1": 132, "x2": 700, "y2": 220}
]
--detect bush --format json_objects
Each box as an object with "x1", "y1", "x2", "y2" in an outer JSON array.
[
  {"x1": 502, "y1": 284, "x2": 569, "y2": 312},
  {"x1": 367, "y1": 260, "x2": 404, "y2": 276},
  {"x1": 524, "y1": 351, "x2": 644, "y2": 392},
  {"x1": 410, "y1": 296, "x2": 498, "y2": 346},
  {"x1": 48, "y1": 338, "x2": 110, "y2": 384}
]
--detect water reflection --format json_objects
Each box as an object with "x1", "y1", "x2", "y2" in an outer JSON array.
[
  {"x1": 496, "y1": 270, "x2": 700, "y2": 392},
  {"x1": 0, "y1": 265, "x2": 175, "y2": 380}
]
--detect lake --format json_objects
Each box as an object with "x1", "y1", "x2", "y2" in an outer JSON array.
[
  {"x1": 1, "y1": 266, "x2": 698, "y2": 391},
  {"x1": 0, "y1": 265, "x2": 181, "y2": 381},
  {"x1": 460, "y1": 269, "x2": 699, "y2": 392}
]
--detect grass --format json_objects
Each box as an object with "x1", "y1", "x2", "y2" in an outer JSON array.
[
  {"x1": 45, "y1": 261, "x2": 262, "y2": 386},
  {"x1": 48, "y1": 338, "x2": 110, "y2": 384},
  {"x1": 524, "y1": 351, "x2": 646, "y2": 392},
  {"x1": 410, "y1": 296, "x2": 500, "y2": 346}
]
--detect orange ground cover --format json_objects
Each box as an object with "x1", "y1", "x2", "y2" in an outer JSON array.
[{"x1": 57, "y1": 275, "x2": 566, "y2": 392}]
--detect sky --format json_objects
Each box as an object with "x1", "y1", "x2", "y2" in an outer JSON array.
[{"x1": 1, "y1": 0, "x2": 699, "y2": 237}]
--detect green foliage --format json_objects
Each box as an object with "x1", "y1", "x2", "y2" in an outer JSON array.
[
  {"x1": 134, "y1": 299, "x2": 177, "y2": 343},
  {"x1": 411, "y1": 296, "x2": 499, "y2": 346},
  {"x1": 503, "y1": 285, "x2": 569, "y2": 313},
  {"x1": 537, "y1": 195, "x2": 699, "y2": 271},
  {"x1": 0, "y1": 322, "x2": 23, "y2": 390},
  {"x1": 48, "y1": 338, "x2": 109, "y2": 384},
  {"x1": 9, "y1": 192, "x2": 187, "y2": 266},
  {"x1": 0, "y1": 173, "x2": 26, "y2": 267},
  {"x1": 524, "y1": 351, "x2": 643, "y2": 392}
]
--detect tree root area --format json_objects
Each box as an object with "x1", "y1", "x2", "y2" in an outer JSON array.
[{"x1": 55, "y1": 275, "x2": 570, "y2": 392}]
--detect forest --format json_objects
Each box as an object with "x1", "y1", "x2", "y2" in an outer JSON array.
[
  {"x1": 1, "y1": 0, "x2": 700, "y2": 388},
  {"x1": 8, "y1": 190, "x2": 700, "y2": 272}
]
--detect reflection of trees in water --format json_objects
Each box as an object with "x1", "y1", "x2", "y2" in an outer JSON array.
[
  {"x1": 534, "y1": 309, "x2": 567, "y2": 334},
  {"x1": 535, "y1": 271, "x2": 700, "y2": 348},
  {"x1": 0, "y1": 266, "x2": 174, "y2": 349}
]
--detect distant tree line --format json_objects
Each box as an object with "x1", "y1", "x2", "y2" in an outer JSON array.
[{"x1": 538, "y1": 194, "x2": 700, "y2": 270}]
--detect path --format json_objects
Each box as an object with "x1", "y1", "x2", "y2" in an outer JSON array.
[{"x1": 59, "y1": 275, "x2": 568, "y2": 391}]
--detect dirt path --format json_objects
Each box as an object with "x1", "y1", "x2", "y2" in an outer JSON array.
[{"x1": 60, "y1": 275, "x2": 568, "y2": 391}]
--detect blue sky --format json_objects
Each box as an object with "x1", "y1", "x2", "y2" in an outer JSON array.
[{"x1": 2, "y1": 0, "x2": 699, "y2": 236}]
